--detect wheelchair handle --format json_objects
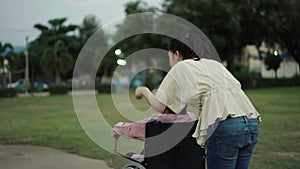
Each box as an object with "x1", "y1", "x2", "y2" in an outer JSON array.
[{"x1": 114, "y1": 138, "x2": 118, "y2": 153}]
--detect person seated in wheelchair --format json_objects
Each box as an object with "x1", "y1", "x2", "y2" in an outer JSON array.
[{"x1": 112, "y1": 107, "x2": 198, "y2": 162}]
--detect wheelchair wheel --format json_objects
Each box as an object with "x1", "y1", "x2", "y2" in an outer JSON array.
[{"x1": 122, "y1": 161, "x2": 146, "y2": 169}]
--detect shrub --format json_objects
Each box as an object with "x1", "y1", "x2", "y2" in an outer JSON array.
[
  {"x1": 48, "y1": 84, "x2": 69, "y2": 95},
  {"x1": 0, "y1": 87, "x2": 17, "y2": 98},
  {"x1": 232, "y1": 64, "x2": 300, "y2": 89},
  {"x1": 255, "y1": 76, "x2": 300, "y2": 88},
  {"x1": 232, "y1": 64, "x2": 260, "y2": 89}
]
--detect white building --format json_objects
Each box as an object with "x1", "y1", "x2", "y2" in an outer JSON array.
[{"x1": 242, "y1": 42, "x2": 299, "y2": 78}]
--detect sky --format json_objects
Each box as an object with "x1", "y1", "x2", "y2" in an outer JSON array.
[{"x1": 0, "y1": 0, "x2": 163, "y2": 46}]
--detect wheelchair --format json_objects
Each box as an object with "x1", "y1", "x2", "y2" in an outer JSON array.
[{"x1": 113, "y1": 120, "x2": 205, "y2": 169}]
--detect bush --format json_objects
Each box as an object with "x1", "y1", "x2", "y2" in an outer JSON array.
[
  {"x1": 255, "y1": 76, "x2": 300, "y2": 88},
  {"x1": 96, "y1": 83, "x2": 113, "y2": 94},
  {"x1": 0, "y1": 88, "x2": 17, "y2": 98},
  {"x1": 232, "y1": 64, "x2": 300, "y2": 89},
  {"x1": 232, "y1": 64, "x2": 260, "y2": 89},
  {"x1": 48, "y1": 84, "x2": 69, "y2": 95}
]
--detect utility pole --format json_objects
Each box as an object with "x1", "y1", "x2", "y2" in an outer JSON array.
[{"x1": 24, "y1": 36, "x2": 30, "y2": 95}]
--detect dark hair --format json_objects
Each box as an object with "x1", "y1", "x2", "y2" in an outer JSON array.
[{"x1": 168, "y1": 33, "x2": 199, "y2": 60}]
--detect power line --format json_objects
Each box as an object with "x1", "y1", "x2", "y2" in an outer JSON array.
[{"x1": 0, "y1": 28, "x2": 36, "y2": 33}]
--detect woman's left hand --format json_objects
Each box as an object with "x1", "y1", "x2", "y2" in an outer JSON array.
[{"x1": 112, "y1": 130, "x2": 120, "y2": 140}]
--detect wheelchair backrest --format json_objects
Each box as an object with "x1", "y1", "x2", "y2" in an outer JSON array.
[{"x1": 144, "y1": 120, "x2": 205, "y2": 169}]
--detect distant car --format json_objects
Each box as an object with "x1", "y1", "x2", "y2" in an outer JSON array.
[
  {"x1": 34, "y1": 81, "x2": 49, "y2": 91},
  {"x1": 7, "y1": 79, "x2": 50, "y2": 92},
  {"x1": 7, "y1": 79, "x2": 25, "y2": 92}
]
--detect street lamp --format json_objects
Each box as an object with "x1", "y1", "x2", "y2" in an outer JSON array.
[
  {"x1": 24, "y1": 36, "x2": 30, "y2": 95},
  {"x1": 114, "y1": 49, "x2": 122, "y2": 56},
  {"x1": 117, "y1": 59, "x2": 127, "y2": 66},
  {"x1": 273, "y1": 50, "x2": 279, "y2": 56},
  {"x1": 114, "y1": 48, "x2": 126, "y2": 66}
]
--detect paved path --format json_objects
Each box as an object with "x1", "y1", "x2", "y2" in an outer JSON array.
[{"x1": 0, "y1": 145, "x2": 113, "y2": 169}]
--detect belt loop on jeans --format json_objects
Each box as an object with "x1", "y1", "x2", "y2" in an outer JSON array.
[{"x1": 243, "y1": 116, "x2": 248, "y2": 125}]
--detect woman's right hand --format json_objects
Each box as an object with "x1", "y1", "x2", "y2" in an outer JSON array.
[{"x1": 135, "y1": 86, "x2": 148, "y2": 99}]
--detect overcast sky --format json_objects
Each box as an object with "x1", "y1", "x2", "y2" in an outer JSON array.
[{"x1": 0, "y1": 0, "x2": 163, "y2": 46}]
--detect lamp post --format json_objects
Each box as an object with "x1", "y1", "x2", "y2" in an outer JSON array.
[{"x1": 24, "y1": 36, "x2": 30, "y2": 95}]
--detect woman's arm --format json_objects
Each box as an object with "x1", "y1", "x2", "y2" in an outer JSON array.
[{"x1": 135, "y1": 86, "x2": 166, "y2": 114}]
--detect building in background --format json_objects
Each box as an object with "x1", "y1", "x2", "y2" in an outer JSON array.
[{"x1": 242, "y1": 42, "x2": 299, "y2": 78}]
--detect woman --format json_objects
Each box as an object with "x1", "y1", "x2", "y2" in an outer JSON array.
[{"x1": 135, "y1": 33, "x2": 260, "y2": 169}]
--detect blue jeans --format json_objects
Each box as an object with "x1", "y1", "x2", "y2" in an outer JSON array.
[{"x1": 206, "y1": 116, "x2": 259, "y2": 169}]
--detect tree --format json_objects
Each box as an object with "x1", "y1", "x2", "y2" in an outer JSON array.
[
  {"x1": 79, "y1": 15, "x2": 101, "y2": 44},
  {"x1": 278, "y1": 0, "x2": 300, "y2": 73},
  {"x1": 237, "y1": 0, "x2": 300, "y2": 75},
  {"x1": 163, "y1": 0, "x2": 241, "y2": 70},
  {"x1": 238, "y1": 0, "x2": 288, "y2": 61},
  {"x1": 114, "y1": 0, "x2": 165, "y2": 56},
  {"x1": 30, "y1": 17, "x2": 78, "y2": 83},
  {"x1": 124, "y1": 0, "x2": 158, "y2": 14},
  {"x1": 40, "y1": 40, "x2": 73, "y2": 83},
  {"x1": 0, "y1": 42, "x2": 17, "y2": 87},
  {"x1": 34, "y1": 18, "x2": 78, "y2": 46},
  {"x1": 111, "y1": 1, "x2": 170, "y2": 88},
  {"x1": 77, "y1": 15, "x2": 111, "y2": 80},
  {"x1": 264, "y1": 51, "x2": 282, "y2": 78},
  {"x1": 163, "y1": 0, "x2": 300, "y2": 70}
]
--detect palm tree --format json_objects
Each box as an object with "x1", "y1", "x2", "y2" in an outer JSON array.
[
  {"x1": 32, "y1": 17, "x2": 78, "y2": 84},
  {"x1": 0, "y1": 42, "x2": 16, "y2": 88},
  {"x1": 40, "y1": 40, "x2": 73, "y2": 84}
]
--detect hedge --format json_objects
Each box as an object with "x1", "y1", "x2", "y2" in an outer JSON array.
[
  {"x1": 48, "y1": 84, "x2": 69, "y2": 95},
  {"x1": 0, "y1": 88, "x2": 17, "y2": 98},
  {"x1": 232, "y1": 64, "x2": 300, "y2": 89}
]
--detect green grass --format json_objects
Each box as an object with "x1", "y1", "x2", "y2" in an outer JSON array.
[
  {"x1": 0, "y1": 95, "x2": 110, "y2": 160},
  {"x1": 0, "y1": 87, "x2": 300, "y2": 168},
  {"x1": 0, "y1": 92, "x2": 149, "y2": 166},
  {"x1": 246, "y1": 87, "x2": 300, "y2": 169}
]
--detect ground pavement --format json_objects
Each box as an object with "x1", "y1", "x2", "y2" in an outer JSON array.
[{"x1": 0, "y1": 145, "x2": 113, "y2": 169}]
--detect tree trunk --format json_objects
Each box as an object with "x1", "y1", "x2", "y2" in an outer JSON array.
[
  {"x1": 1, "y1": 73, "x2": 6, "y2": 88},
  {"x1": 296, "y1": 60, "x2": 300, "y2": 76},
  {"x1": 0, "y1": 61, "x2": 6, "y2": 87},
  {"x1": 55, "y1": 69, "x2": 61, "y2": 84}
]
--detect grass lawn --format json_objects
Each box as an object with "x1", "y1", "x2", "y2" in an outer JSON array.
[
  {"x1": 246, "y1": 87, "x2": 300, "y2": 169},
  {"x1": 0, "y1": 87, "x2": 299, "y2": 168}
]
